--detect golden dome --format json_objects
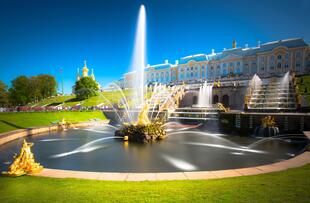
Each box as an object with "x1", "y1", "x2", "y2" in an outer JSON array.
[{"x1": 82, "y1": 60, "x2": 89, "y2": 77}]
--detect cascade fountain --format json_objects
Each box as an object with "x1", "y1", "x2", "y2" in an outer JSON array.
[
  {"x1": 197, "y1": 81, "x2": 213, "y2": 107},
  {"x1": 245, "y1": 72, "x2": 297, "y2": 112},
  {"x1": 280, "y1": 71, "x2": 290, "y2": 108}
]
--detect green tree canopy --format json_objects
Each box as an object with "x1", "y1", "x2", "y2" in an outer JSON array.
[
  {"x1": 74, "y1": 77, "x2": 99, "y2": 100},
  {"x1": 9, "y1": 76, "x2": 30, "y2": 106},
  {"x1": 8, "y1": 74, "x2": 57, "y2": 106},
  {"x1": 0, "y1": 80, "x2": 9, "y2": 107}
]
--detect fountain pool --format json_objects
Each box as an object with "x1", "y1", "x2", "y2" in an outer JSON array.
[{"x1": 0, "y1": 124, "x2": 308, "y2": 173}]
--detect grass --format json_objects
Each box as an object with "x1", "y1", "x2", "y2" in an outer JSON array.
[
  {"x1": 29, "y1": 89, "x2": 153, "y2": 107},
  {"x1": 0, "y1": 111, "x2": 106, "y2": 133},
  {"x1": 0, "y1": 164, "x2": 309, "y2": 202},
  {"x1": 297, "y1": 75, "x2": 310, "y2": 104},
  {"x1": 28, "y1": 95, "x2": 75, "y2": 107}
]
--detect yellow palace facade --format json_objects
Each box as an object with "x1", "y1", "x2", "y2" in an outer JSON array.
[{"x1": 118, "y1": 38, "x2": 309, "y2": 88}]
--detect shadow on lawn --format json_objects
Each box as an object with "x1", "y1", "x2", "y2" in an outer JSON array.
[{"x1": 0, "y1": 120, "x2": 25, "y2": 129}]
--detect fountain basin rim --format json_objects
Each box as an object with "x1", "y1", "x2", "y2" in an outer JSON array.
[
  {"x1": 27, "y1": 150, "x2": 310, "y2": 181},
  {"x1": 0, "y1": 121, "x2": 107, "y2": 146}
]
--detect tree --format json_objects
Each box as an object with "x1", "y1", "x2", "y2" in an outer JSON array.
[
  {"x1": 0, "y1": 80, "x2": 9, "y2": 107},
  {"x1": 74, "y1": 77, "x2": 99, "y2": 100},
  {"x1": 9, "y1": 76, "x2": 30, "y2": 106},
  {"x1": 28, "y1": 76, "x2": 42, "y2": 102},
  {"x1": 37, "y1": 74, "x2": 57, "y2": 99}
]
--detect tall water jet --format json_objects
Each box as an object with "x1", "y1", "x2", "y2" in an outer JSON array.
[
  {"x1": 115, "y1": 5, "x2": 167, "y2": 143},
  {"x1": 197, "y1": 81, "x2": 213, "y2": 107},
  {"x1": 131, "y1": 5, "x2": 146, "y2": 114}
]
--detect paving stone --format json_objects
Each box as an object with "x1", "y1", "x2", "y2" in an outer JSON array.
[
  {"x1": 235, "y1": 167, "x2": 264, "y2": 176},
  {"x1": 184, "y1": 171, "x2": 217, "y2": 180},
  {"x1": 126, "y1": 173, "x2": 157, "y2": 181},
  {"x1": 211, "y1": 169, "x2": 242, "y2": 178},
  {"x1": 98, "y1": 173, "x2": 128, "y2": 181},
  {"x1": 155, "y1": 172, "x2": 188, "y2": 180}
]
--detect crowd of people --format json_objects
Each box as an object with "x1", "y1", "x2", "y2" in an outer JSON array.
[{"x1": 0, "y1": 105, "x2": 114, "y2": 113}]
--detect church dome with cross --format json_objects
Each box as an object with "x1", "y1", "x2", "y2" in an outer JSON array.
[{"x1": 75, "y1": 60, "x2": 100, "y2": 89}]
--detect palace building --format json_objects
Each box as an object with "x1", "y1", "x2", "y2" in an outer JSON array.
[{"x1": 117, "y1": 38, "x2": 310, "y2": 88}]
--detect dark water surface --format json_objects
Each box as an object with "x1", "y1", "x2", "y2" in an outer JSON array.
[{"x1": 0, "y1": 125, "x2": 308, "y2": 172}]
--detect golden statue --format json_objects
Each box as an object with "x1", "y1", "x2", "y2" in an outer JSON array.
[
  {"x1": 261, "y1": 116, "x2": 276, "y2": 128},
  {"x1": 213, "y1": 81, "x2": 221, "y2": 87},
  {"x1": 217, "y1": 103, "x2": 228, "y2": 112},
  {"x1": 58, "y1": 118, "x2": 72, "y2": 130},
  {"x1": 136, "y1": 103, "x2": 150, "y2": 125},
  {"x1": 2, "y1": 139, "x2": 43, "y2": 177}
]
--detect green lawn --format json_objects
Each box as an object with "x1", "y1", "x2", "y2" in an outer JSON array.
[
  {"x1": 0, "y1": 111, "x2": 106, "y2": 133},
  {"x1": 29, "y1": 89, "x2": 153, "y2": 107},
  {"x1": 28, "y1": 95, "x2": 75, "y2": 107},
  {"x1": 0, "y1": 164, "x2": 309, "y2": 202}
]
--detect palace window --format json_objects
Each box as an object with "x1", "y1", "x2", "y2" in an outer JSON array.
[
  {"x1": 277, "y1": 63, "x2": 282, "y2": 69},
  {"x1": 201, "y1": 66, "x2": 205, "y2": 70},
  {"x1": 202, "y1": 72, "x2": 205, "y2": 77},
  {"x1": 277, "y1": 55, "x2": 282, "y2": 60},
  {"x1": 285, "y1": 63, "x2": 289, "y2": 68},
  {"x1": 191, "y1": 67, "x2": 194, "y2": 70},
  {"x1": 223, "y1": 69, "x2": 227, "y2": 75},
  {"x1": 285, "y1": 54, "x2": 289, "y2": 60},
  {"x1": 237, "y1": 61, "x2": 240, "y2": 66},
  {"x1": 191, "y1": 72, "x2": 194, "y2": 78},
  {"x1": 187, "y1": 67, "x2": 189, "y2": 71}
]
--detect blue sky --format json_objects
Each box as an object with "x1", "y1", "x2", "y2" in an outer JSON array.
[{"x1": 0, "y1": 0, "x2": 309, "y2": 94}]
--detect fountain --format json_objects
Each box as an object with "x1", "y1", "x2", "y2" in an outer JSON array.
[
  {"x1": 245, "y1": 72, "x2": 297, "y2": 112},
  {"x1": 131, "y1": 4, "x2": 146, "y2": 112},
  {"x1": 115, "y1": 102, "x2": 167, "y2": 143},
  {"x1": 114, "y1": 5, "x2": 167, "y2": 143},
  {"x1": 254, "y1": 116, "x2": 279, "y2": 137},
  {"x1": 197, "y1": 81, "x2": 213, "y2": 108}
]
